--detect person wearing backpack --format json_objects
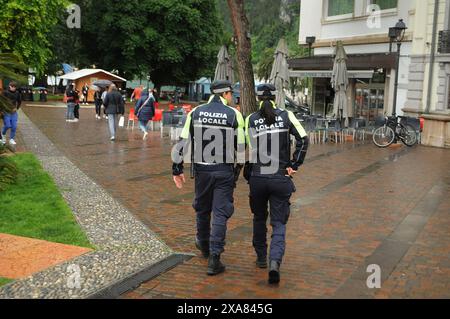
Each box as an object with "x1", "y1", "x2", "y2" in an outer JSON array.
[{"x1": 134, "y1": 88, "x2": 155, "y2": 140}]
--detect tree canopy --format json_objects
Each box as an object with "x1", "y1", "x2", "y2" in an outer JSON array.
[
  {"x1": 50, "y1": 0, "x2": 223, "y2": 87},
  {"x1": 0, "y1": 0, "x2": 68, "y2": 75},
  {"x1": 217, "y1": 0, "x2": 308, "y2": 77}
]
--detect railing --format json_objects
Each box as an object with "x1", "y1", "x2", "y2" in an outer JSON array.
[{"x1": 438, "y1": 30, "x2": 450, "y2": 54}]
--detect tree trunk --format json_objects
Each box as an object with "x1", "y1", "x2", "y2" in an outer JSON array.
[{"x1": 226, "y1": 0, "x2": 257, "y2": 116}]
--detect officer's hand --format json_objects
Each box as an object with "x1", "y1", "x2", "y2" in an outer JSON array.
[
  {"x1": 173, "y1": 174, "x2": 186, "y2": 189},
  {"x1": 286, "y1": 167, "x2": 297, "y2": 177}
]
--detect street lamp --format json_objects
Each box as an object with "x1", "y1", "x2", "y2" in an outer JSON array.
[
  {"x1": 389, "y1": 19, "x2": 407, "y2": 117},
  {"x1": 306, "y1": 36, "x2": 316, "y2": 57}
]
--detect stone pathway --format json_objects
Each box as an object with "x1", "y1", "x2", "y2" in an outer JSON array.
[
  {"x1": 0, "y1": 233, "x2": 91, "y2": 279},
  {"x1": 7, "y1": 105, "x2": 450, "y2": 299},
  {"x1": 0, "y1": 109, "x2": 181, "y2": 299}
]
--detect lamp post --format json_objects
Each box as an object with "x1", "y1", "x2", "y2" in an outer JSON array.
[
  {"x1": 389, "y1": 19, "x2": 407, "y2": 117},
  {"x1": 306, "y1": 36, "x2": 316, "y2": 57}
]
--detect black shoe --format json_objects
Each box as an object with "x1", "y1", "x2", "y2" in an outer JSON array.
[
  {"x1": 268, "y1": 261, "x2": 280, "y2": 284},
  {"x1": 195, "y1": 238, "x2": 210, "y2": 258},
  {"x1": 256, "y1": 256, "x2": 268, "y2": 269},
  {"x1": 207, "y1": 254, "x2": 225, "y2": 276}
]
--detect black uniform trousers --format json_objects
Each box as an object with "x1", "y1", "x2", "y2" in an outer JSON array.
[
  {"x1": 194, "y1": 165, "x2": 235, "y2": 256},
  {"x1": 249, "y1": 175, "x2": 294, "y2": 263}
]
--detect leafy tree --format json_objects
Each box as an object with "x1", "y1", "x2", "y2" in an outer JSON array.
[
  {"x1": 256, "y1": 47, "x2": 275, "y2": 81},
  {"x1": 217, "y1": 0, "x2": 305, "y2": 68},
  {"x1": 0, "y1": 0, "x2": 69, "y2": 75},
  {"x1": 0, "y1": 53, "x2": 27, "y2": 114},
  {"x1": 66, "y1": 0, "x2": 223, "y2": 88}
]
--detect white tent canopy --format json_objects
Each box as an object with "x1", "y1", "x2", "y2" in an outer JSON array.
[{"x1": 59, "y1": 69, "x2": 126, "y2": 82}]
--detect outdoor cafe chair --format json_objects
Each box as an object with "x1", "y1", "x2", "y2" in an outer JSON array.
[
  {"x1": 343, "y1": 118, "x2": 357, "y2": 141},
  {"x1": 354, "y1": 118, "x2": 367, "y2": 141},
  {"x1": 127, "y1": 108, "x2": 137, "y2": 130},
  {"x1": 326, "y1": 119, "x2": 344, "y2": 144},
  {"x1": 161, "y1": 110, "x2": 184, "y2": 140},
  {"x1": 303, "y1": 116, "x2": 318, "y2": 145},
  {"x1": 315, "y1": 116, "x2": 328, "y2": 144},
  {"x1": 150, "y1": 109, "x2": 163, "y2": 132}
]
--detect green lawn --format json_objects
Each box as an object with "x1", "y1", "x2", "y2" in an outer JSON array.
[
  {"x1": 0, "y1": 277, "x2": 12, "y2": 287},
  {"x1": 0, "y1": 153, "x2": 93, "y2": 248}
]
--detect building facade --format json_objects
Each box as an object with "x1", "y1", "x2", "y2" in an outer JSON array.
[
  {"x1": 403, "y1": 0, "x2": 450, "y2": 148},
  {"x1": 290, "y1": 0, "x2": 416, "y2": 124},
  {"x1": 290, "y1": 0, "x2": 450, "y2": 148}
]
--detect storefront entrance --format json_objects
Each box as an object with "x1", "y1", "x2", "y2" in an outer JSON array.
[
  {"x1": 355, "y1": 83, "x2": 385, "y2": 124},
  {"x1": 354, "y1": 71, "x2": 387, "y2": 124}
]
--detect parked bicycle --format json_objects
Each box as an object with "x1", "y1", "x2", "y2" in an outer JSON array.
[{"x1": 372, "y1": 115, "x2": 418, "y2": 148}]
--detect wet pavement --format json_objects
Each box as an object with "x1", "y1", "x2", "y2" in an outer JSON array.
[{"x1": 20, "y1": 104, "x2": 450, "y2": 299}]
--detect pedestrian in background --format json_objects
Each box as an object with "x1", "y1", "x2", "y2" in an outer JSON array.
[
  {"x1": 134, "y1": 88, "x2": 155, "y2": 140},
  {"x1": 131, "y1": 85, "x2": 143, "y2": 103},
  {"x1": 74, "y1": 88, "x2": 81, "y2": 122},
  {"x1": 101, "y1": 86, "x2": 109, "y2": 119},
  {"x1": 103, "y1": 84, "x2": 125, "y2": 141},
  {"x1": 65, "y1": 83, "x2": 78, "y2": 123},
  {"x1": 1, "y1": 81, "x2": 22, "y2": 146},
  {"x1": 82, "y1": 83, "x2": 89, "y2": 105},
  {"x1": 94, "y1": 87, "x2": 103, "y2": 120}
]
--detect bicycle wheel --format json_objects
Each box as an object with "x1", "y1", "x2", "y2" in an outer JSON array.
[
  {"x1": 400, "y1": 124, "x2": 418, "y2": 147},
  {"x1": 372, "y1": 126, "x2": 395, "y2": 148}
]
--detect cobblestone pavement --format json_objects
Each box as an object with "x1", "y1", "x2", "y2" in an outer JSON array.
[{"x1": 21, "y1": 105, "x2": 450, "y2": 299}]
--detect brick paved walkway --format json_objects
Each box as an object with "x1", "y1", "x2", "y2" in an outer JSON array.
[{"x1": 20, "y1": 105, "x2": 450, "y2": 299}]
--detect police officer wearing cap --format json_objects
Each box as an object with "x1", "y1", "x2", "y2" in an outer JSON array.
[
  {"x1": 244, "y1": 83, "x2": 309, "y2": 284},
  {"x1": 172, "y1": 80, "x2": 245, "y2": 276}
]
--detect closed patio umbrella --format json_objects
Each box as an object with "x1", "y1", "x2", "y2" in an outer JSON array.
[
  {"x1": 214, "y1": 45, "x2": 234, "y2": 84},
  {"x1": 269, "y1": 38, "x2": 290, "y2": 109},
  {"x1": 331, "y1": 41, "x2": 349, "y2": 126}
]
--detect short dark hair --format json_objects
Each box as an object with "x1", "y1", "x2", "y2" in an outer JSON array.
[{"x1": 9, "y1": 81, "x2": 17, "y2": 88}]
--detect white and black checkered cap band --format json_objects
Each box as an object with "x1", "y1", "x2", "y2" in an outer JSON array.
[
  {"x1": 257, "y1": 90, "x2": 277, "y2": 96},
  {"x1": 212, "y1": 87, "x2": 233, "y2": 94}
]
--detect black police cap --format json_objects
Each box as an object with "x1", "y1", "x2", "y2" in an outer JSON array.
[
  {"x1": 211, "y1": 80, "x2": 233, "y2": 94},
  {"x1": 256, "y1": 83, "x2": 277, "y2": 97}
]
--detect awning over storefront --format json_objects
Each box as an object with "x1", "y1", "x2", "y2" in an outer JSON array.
[
  {"x1": 288, "y1": 53, "x2": 397, "y2": 71},
  {"x1": 289, "y1": 70, "x2": 374, "y2": 79}
]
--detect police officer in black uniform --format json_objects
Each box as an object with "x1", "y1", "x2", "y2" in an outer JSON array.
[
  {"x1": 245, "y1": 83, "x2": 309, "y2": 284},
  {"x1": 172, "y1": 80, "x2": 245, "y2": 276}
]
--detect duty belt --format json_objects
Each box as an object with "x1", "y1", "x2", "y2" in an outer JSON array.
[
  {"x1": 251, "y1": 165, "x2": 288, "y2": 177},
  {"x1": 194, "y1": 163, "x2": 234, "y2": 172}
]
